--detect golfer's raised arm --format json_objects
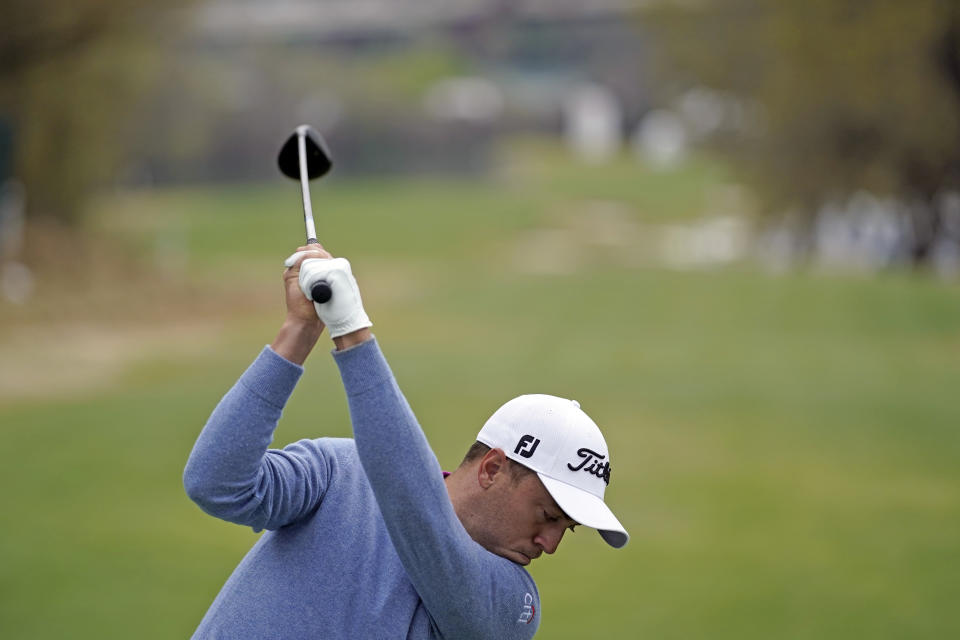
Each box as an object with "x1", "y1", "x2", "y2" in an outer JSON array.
[
  {"x1": 182, "y1": 344, "x2": 340, "y2": 531},
  {"x1": 183, "y1": 247, "x2": 337, "y2": 531}
]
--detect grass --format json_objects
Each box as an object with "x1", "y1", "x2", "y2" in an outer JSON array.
[{"x1": 1, "y1": 145, "x2": 958, "y2": 638}]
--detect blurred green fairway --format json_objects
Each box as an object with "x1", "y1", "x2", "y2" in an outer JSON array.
[{"x1": 1, "y1": 148, "x2": 958, "y2": 638}]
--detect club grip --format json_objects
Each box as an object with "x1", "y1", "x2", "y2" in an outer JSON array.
[{"x1": 311, "y1": 280, "x2": 333, "y2": 304}]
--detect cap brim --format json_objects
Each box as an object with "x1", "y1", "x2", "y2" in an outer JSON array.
[{"x1": 538, "y1": 473, "x2": 629, "y2": 549}]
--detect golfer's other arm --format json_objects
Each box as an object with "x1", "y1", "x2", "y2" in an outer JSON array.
[
  {"x1": 183, "y1": 346, "x2": 332, "y2": 531},
  {"x1": 334, "y1": 338, "x2": 540, "y2": 640}
]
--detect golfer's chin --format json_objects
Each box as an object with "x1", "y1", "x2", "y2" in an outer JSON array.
[
  {"x1": 502, "y1": 549, "x2": 533, "y2": 566},
  {"x1": 471, "y1": 535, "x2": 535, "y2": 565}
]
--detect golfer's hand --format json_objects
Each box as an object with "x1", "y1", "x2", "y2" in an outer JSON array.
[
  {"x1": 283, "y1": 244, "x2": 333, "y2": 325},
  {"x1": 298, "y1": 259, "x2": 372, "y2": 339},
  {"x1": 270, "y1": 244, "x2": 332, "y2": 364}
]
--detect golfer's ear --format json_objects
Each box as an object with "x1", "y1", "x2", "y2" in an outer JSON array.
[{"x1": 477, "y1": 448, "x2": 507, "y2": 489}]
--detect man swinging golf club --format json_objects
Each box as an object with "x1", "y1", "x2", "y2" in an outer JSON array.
[{"x1": 183, "y1": 128, "x2": 628, "y2": 639}]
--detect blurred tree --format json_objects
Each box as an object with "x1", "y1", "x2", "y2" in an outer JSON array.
[
  {"x1": 650, "y1": 0, "x2": 960, "y2": 264},
  {"x1": 0, "y1": 0, "x2": 196, "y2": 223}
]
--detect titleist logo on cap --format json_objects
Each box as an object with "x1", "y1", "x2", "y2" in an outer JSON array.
[{"x1": 567, "y1": 447, "x2": 611, "y2": 485}]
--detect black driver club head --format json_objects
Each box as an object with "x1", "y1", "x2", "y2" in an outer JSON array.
[{"x1": 277, "y1": 125, "x2": 333, "y2": 180}]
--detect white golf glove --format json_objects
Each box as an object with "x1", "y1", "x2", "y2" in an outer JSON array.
[{"x1": 284, "y1": 253, "x2": 373, "y2": 338}]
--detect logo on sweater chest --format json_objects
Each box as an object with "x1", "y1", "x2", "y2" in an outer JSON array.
[{"x1": 517, "y1": 592, "x2": 535, "y2": 624}]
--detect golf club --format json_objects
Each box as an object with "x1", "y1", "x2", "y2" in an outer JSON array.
[{"x1": 278, "y1": 124, "x2": 334, "y2": 303}]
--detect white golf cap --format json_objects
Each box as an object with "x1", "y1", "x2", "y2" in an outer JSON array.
[{"x1": 476, "y1": 394, "x2": 629, "y2": 549}]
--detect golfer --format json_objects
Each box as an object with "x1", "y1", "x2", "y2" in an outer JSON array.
[{"x1": 184, "y1": 245, "x2": 628, "y2": 639}]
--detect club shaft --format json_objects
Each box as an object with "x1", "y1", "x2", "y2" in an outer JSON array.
[{"x1": 297, "y1": 132, "x2": 318, "y2": 243}]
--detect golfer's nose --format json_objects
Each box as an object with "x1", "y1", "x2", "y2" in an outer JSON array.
[{"x1": 534, "y1": 527, "x2": 564, "y2": 555}]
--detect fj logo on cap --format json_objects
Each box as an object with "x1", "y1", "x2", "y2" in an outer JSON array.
[
  {"x1": 514, "y1": 435, "x2": 540, "y2": 459},
  {"x1": 567, "y1": 447, "x2": 611, "y2": 485}
]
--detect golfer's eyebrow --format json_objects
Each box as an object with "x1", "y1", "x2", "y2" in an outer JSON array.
[{"x1": 548, "y1": 500, "x2": 576, "y2": 525}]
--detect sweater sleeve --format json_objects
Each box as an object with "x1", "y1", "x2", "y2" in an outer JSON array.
[
  {"x1": 183, "y1": 346, "x2": 333, "y2": 532},
  {"x1": 333, "y1": 338, "x2": 541, "y2": 640}
]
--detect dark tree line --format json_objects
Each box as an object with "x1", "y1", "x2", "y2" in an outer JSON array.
[
  {"x1": 0, "y1": 0, "x2": 195, "y2": 223},
  {"x1": 649, "y1": 0, "x2": 960, "y2": 264}
]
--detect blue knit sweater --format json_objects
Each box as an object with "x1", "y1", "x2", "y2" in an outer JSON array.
[{"x1": 183, "y1": 338, "x2": 541, "y2": 639}]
